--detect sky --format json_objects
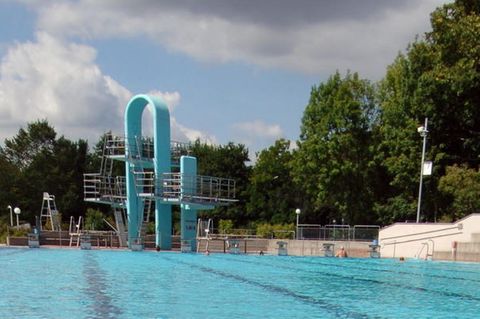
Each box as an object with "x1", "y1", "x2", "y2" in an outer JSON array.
[{"x1": 0, "y1": 0, "x2": 447, "y2": 161}]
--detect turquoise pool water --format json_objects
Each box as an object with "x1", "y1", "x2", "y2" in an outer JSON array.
[{"x1": 1, "y1": 248, "x2": 479, "y2": 318}]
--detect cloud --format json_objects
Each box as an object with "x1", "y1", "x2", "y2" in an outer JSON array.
[
  {"x1": 148, "y1": 90, "x2": 181, "y2": 113},
  {"x1": 232, "y1": 120, "x2": 283, "y2": 160},
  {"x1": 0, "y1": 32, "x2": 128, "y2": 143},
  {"x1": 233, "y1": 120, "x2": 283, "y2": 139},
  {"x1": 31, "y1": 0, "x2": 445, "y2": 79},
  {"x1": 144, "y1": 90, "x2": 217, "y2": 143},
  {"x1": 0, "y1": 32, "x2": 215, "y2": 145}
]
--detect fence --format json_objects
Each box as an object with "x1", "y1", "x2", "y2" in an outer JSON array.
[{"x1": 297, "y1": 224, "x2": 380, "y2": 241}]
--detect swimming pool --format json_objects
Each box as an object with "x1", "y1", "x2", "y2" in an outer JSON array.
[{"x1": 1, "y1": 248, "x2": 479, "y2": 318}]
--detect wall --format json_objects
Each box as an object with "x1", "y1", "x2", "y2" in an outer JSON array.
[
  {"x1": 379, "y1": 214, "x2": 480, "y2": 261},
  {"x1": 265, "y1": 239, "x2": 372, "y2": 257}
]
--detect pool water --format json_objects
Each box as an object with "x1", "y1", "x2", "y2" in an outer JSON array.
[{"x1": 1, "y1": 248, "x2": 479, "y2": 318}]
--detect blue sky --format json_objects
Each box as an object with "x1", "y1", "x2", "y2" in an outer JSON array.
[{"x1": 0, "y1": 0, "x2": 446, "y2": 160}]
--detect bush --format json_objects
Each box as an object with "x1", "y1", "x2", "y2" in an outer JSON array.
[
  {"x1": 84, "y1": 208, "x2": 105, "y2": 230},
  {"x1": 256, "y1": 223, "x2": 295, "y2": 239},
  {"x1": 218, "y1": 219, "x2": 234, "y2": 234}
]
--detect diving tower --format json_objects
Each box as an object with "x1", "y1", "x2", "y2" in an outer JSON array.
[{"x1": 83, "y1": 94, "x2": 237, "y2": 251}]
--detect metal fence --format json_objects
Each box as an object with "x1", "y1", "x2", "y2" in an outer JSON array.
[{"x1": 297, "y1": 224, "x2": 380, "y2": 241}]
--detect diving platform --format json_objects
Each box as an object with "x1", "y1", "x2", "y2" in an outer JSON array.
[{"x1": 83, "y1": 94, "x2": 237, "y2": 252}]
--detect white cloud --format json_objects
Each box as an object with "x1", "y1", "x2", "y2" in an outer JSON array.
[
  {"x1": 232, "y1": 120, "x2": 283, "y2": 161},
  {"x1": 143, "y1": 90, "x2": 216, "y2": 143},
  {"x1": 233, "y1": 120, "x2": 283, "y2": 139},
  {"x1": 30, "y1": 0, "x2": 445, "y2": 79},
  {"x1": 147, "y1": 90, "x2": 181, "y2": 113},
  {"x1": 171, "y1": 118, "x2": 217, "y2": 144},
  {"x1": 0, "y1": 32, "x2": 128, "y2": 143},
  {"x1": 0, "y1": 32, "x2": 215, "y2": 145}
]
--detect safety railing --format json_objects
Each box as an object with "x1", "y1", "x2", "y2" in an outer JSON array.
[
  {"x1": 297, "y1": 224, "x2": 380, "y2": 241},
  {"x1": 132, "y1": 172, "x2": 237, "y2": 204},
  {"x1": 103, "y1": 133, "x2": 191, "y2": 163},
  {"x1": 83, "y1": 173, "x2": 126, "y2": 202}
]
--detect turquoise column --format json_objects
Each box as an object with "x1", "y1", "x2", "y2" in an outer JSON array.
[
  {"x1": 180, "y1": 156, "x2": 198, "y2": 251},
  {"x1": 124, "y1": 94, "x2": 171, "y2": 249}
]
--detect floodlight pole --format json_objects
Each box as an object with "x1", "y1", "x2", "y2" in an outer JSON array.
[
  {"x1": 7, "y1": 205, "x2": 13, "y2": 227},
  {"x1": 416, "y1": 118, "x2": 428, "y2": 223},
  {"x1": 295, "y1": 208, "x2": 301, "y2": 239},
  {"x1": 14, "y1": 207, "x2": 21, "y2": 227}
]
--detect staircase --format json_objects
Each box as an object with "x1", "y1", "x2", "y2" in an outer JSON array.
[{"x1": 113, "y1": 209, "x2": 128, "y2": 247}]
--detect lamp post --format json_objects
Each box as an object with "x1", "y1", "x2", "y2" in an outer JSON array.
[
  {"x1": 416, "y1": 118, "x2": 428, "y2": 223},
  {"x1": 295, "y1": 208, "x2": 301, "y2": 240},
  {"x1": 14, "y1": 207, "x2": 21, "y2": 227},
  {"x1": 7, "y1": 205, "x2": 13, "y2": 227},
  {"x1": 333, "y1": 219, "x2": 336, "y2": 240}
]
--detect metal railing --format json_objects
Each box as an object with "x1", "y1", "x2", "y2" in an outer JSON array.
[
  {"x1": 103, "y1": 133, "x2": 191, "y2": 163},
  {"x1": 132, "y1": 172, "x2": 237, "y2": 204},
  {"x1": 83, "y1": 173, "x2": 126, "y2": 202},
  {"x1": 297, "y1": 224, "x2": 380, "y2": 241}
]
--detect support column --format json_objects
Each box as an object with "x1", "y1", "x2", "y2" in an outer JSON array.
[
  {"x1": 125, "y1": 94, "x2": 171, "y2": 249},
  {"x1": 180, "y1": 156, "x2": 198, "y2": 251}
]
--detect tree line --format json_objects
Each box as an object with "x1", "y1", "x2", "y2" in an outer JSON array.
[{"x1": 1, "y1": 0, "x2": 479, "y2": 230}]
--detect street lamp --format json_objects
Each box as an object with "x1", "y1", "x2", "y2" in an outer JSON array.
[
  {"x1": 14, "y1": 207, "x2": 21, "y2": 227},
  {"x1": 295, "y1": 208, "x2": 301, "y2": 240},
  {"x1": 7, "y1": 205, "x2": 13, "y2": 227},
  {"x1": 416, "y1": 118, "x2": 428, "y2": 223}
]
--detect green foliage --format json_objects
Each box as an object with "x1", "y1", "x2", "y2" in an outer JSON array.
[
  {"x1": 146, "y1": 222, "x2": 156, "y2": 235},
  {"x1": 1, "y1": 1, "x2": 480, "y2": 230},
  {"x1": 191, "y1": 141, "x2": 251, "y2": 226},
  {"x1": 377, "y1": 0, "x2": 480, "y2": 223},
  {"x1": 0, "y1": 121, "x2": 88, "y2": 224},
  {"x1": 84, "y1": 208, "x2": 105, "y2": 231},
  {"x1": 438, "y1": 165, "x2": 480, "y2": 219},
  {"x1": 293, "y1": 71, "x2": 379, "y2": 225},
  {"x1": 218, "y1": 219, "x2": 234, "y2": 234},
  {"x1": 246, "y1": 139, "x2": 299, "y2": 224},
  {"x1": 0, "y1": 218, "x2": 8, "y2": 243},
  {"x1": 255, "y1": 223, "x2": 295, "y2": 239}
]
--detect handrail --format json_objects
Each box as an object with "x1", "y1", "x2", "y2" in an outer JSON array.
[
  {"x1": 382, "y1": 231, "x2": 462, "y2": 246},
  {"x1": 381, "y1": 225, "x2": 462, "y2": 241}
]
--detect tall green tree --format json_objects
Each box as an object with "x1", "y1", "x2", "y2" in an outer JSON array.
[
  {"x1": 293, "y1": 71, "x2": 378, "y2": 225},
  {"x1": 246, "y1": 139, "x2": 298, "y2": 224},
  {"x1": 377, "y1": 0, "x2": 480, "y2": 223},
  {"x1": 0, "y1": 121, "x2": 88, "y2": 223},
  {"x1": 438, "y1": 165, "x2": 480, "y2": 220},
  {"x1": 191, "y1": 141, "x2": 251, "y2": 226}
]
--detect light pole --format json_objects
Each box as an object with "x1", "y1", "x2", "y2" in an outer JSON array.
[
  {"x1": 295, "y1": 208, "x2": 301, "y2": 240},
  {"x1": 416, "y1": 118, "x2": 428, "y2": 223},
  {"x1": 14, "y1": 207, "x2": 21, "y2": 227},
  {"x1": 7, "y1": 205, "x2": 13, "y2": 227}
]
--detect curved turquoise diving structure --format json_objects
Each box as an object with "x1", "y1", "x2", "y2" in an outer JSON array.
[{"x1": 125, "y1": 94, "x2": 171, "y2": 249}]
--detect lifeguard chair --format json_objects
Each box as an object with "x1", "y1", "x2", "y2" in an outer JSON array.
[{"x1": 40, "y1": 192, "x2": 61, "y2": 231}]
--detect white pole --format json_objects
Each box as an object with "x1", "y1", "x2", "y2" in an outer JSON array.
[
  {"x1": 295, "y1": 208, "x2": 301, "y2": 240},
  {"x1": 7, "y1": 206, "x2": 13, "y2": 227},
  {"x1": 416, "y1": 118, "x2": 428, "y2": 223},
  {"x1": 14, "y1": 207, "x2": 21, "y2": 228}
]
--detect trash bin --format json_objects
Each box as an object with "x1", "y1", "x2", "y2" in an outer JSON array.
[
  {"x1": 28, "y1": 233, "x2": 39, "y2": 248},
  {"x1": 277, "y1": 241, "x2": 288, "y2": 256},
  {"x1": 181, "y1": 240, "x2": 192, "y2": 253},
  {"x1": 80, "y1": 234, "x2": 92, "y2": 250},
  {"x1": 322, "y1": 243, "x2": 335, "y2": 257}
]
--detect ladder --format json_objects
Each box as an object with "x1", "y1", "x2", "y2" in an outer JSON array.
[
  {"x1": 69, "y1": 216, "x2": 82, "y2": 247},
  {"x1": 113, "y1": 208, "x2": 128, "y2": 247},
  {"x1": 100, "y1": 132, "x2": 115, "y2": 177},
  {"x1": 40, "y1": 192, "x2": 62, "y2": 231},
  {"x1": 196, "y1": 218, "x2": 213, "y2": 238}
]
